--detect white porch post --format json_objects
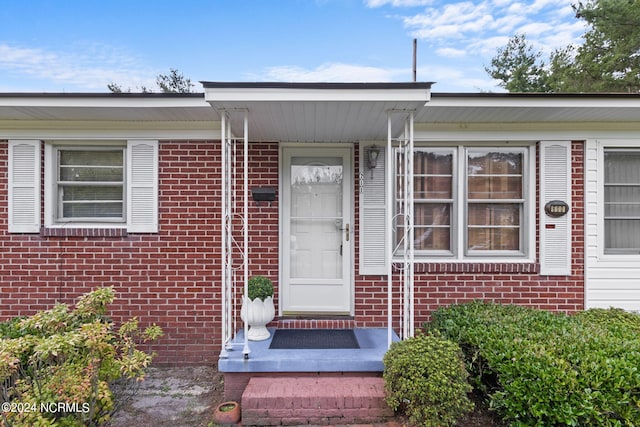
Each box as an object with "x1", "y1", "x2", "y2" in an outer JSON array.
[
  {"x1": 220, "y1": 111, "x2": 231, "y2": 358},
  {"x1": 242, "y1": 111, "x2": 250, "y2": 358},
  {"x1": 219, "y1": 110, "x2": 251, "y2": 359},
  {"x1": 386, "y1": 112, "x2": 393, "y2": 349},
  {"x1": 387, "y1": 111, "x2": 416, "y2": 344},
  {"x1": 406, "y1": 112, "x2": 415, "y2": 338}
]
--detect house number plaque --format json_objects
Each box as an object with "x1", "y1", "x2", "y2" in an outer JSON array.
[{"x1": 544, "y1": 200, "x2": 569, "y2": 218}]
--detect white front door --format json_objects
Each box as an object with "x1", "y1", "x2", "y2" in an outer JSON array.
[{"x1": 281, "y1": 146, "x2": 353, "y2": 315}]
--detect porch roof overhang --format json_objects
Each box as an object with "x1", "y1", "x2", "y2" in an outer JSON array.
[{"x1": 202, "y1": 82, "x2": 433, "y2": 142}]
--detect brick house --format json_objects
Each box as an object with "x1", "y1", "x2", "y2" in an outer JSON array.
[{"x1": 2, "y1": 83, "x2": 640, "y2": 372}]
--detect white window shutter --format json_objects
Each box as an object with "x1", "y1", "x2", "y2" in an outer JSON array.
[
  {"x1": 359, "y1": 143, "x2": 388, "y2": 275},
  {"x1": 127, "y1": 140, "x2": 158, "y2": 233},
  {"x1": 8, "y1": 140, "x2": 41, "y2": 233},
  {"x1": 540, "y1": 141, "x2": 572, "y2": 275}
]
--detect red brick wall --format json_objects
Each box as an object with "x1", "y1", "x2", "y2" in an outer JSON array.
[
  {"x1": 0, "y1": 140, "x2": 226, "y2": 364},
  {"x1": 352, "y1": 141, "x2": 585, "y2": 329},
  {"x1": 0, "y1": 140, "x2": 585, "y2": 365}
]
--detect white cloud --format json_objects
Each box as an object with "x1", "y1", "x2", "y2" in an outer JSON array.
[
  {"x1": 0, "y1": 43, "x2": 156, "y2": 92},
  {"x1": 404, "y1": 2, "x2": 496, "y2": 40},
  {"x1": 364, "y1": 0, "x2": 432, "y2": 7},
  {"x1": 250, "y1": 62, "x2": 409, "y2": 82},
  {"x1": 436, "y1": 47, "x2": 467, "y2": 58}
]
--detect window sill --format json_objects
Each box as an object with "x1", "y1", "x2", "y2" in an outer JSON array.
[
  {"x1": 40, "y1": 227, "x2": 128, "y2": 238},
  {"x1": 392, "y1": 261, "x2": 539, "y2": 274}
]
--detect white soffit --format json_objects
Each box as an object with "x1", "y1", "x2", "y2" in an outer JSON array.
[
  {"x1": 203, "y1": 82, "x2": 432, "y2": 142},
  {"x1": 0, "y1": 94, "x2": 217, "y2": 122},
  {"x1": 419, "y1": 93, "x2": 640, "y2": 123}
]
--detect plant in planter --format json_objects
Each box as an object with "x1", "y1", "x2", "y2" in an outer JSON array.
[
  {"x1": 240, "y1": 275, "x2": 275, "y2": 341},
  {"x1": 213, "y1": 401, "x2": 241, "y2": 425}
]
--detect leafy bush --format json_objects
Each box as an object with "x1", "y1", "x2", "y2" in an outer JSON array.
[
  {"x1": 429, "y1": 301, "x2": 640, "y2": 426},
  {"x1": 247, "y1": 275, "x2": 274, "y2": 301},
  {"x1": 0, "y1": 288, "x2": 163, "y2": 427},
  {"x1": 383, "y1": 333, "x2": 473, "y2": 427}
]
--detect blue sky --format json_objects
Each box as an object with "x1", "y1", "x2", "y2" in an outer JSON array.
[{"x1": 0, "y1": 0, "x2": 585, "y2": 93}]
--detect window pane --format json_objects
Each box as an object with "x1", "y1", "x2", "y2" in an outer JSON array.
[
  {"x1": 468, "y1": 151, "x2": 522, "y2": 175},
  {"x1": 415, "y1": 176, "x2": 452, "y2": 199},
  {"x1": 61, "y1": 186, "x2": 124, "y2": 219},
  {"x1": 415, "y1": 151, "x2": 452, "y2": 174},
  {"x1": 605, "y1": 186, "x2": 640, "y2": 216},
  {"x1": 60, "y1": 166, "x2": 123, "y2": 182},
  {"x1": 62, "y1": 186, "x2": 123, "y2": 201},
  {"x1": 468, "y1": 203, "x2": 520, "y2": 226},
  {"x1": 605, "y1": 151, "x2": 640, "y2": 183},
  {"x1": 467, "y1": 150, "x2": 523, "y2": 253},
  {"x1": 468, "y1": 204, "x2": 520, "y2": 251},
  {"x1": 468, "y1": 227, "x2": 519, "y2": 251},
  {"x1": 415, "y1": 226, "x2": 450, "y2": 250},
  {"x1": 604, "y1": 150, "x2": 640, "y2": 253},
  {"x1": 60, "y1": 150, "x2": 123, "y2": 167},
  {"x1": 63, "y1": 202, "x2": 123, "y2": 218},
  {"x1": 59, "y1": 149, "x2": 123, "y2": 182},
  {"x1": 468, "y1": 176, "x2": 522, "y2": 199},
  {"x1": 605, "y1": 220, "x2": 640, "y2": 251}
]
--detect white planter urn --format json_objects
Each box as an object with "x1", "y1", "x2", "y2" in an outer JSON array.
[{"x1": 240, "y1": 296, "x2": 275, "y2": 341}]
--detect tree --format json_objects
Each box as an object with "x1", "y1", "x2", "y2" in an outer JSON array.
[
  {"x1": 484, "y1": 34, "x2": 551, "y2": 92},
  {"x1": 107, "y1": 68, "x2": 195, "y2": 93},
  {"x1": 155, "y1": 68, "x2": 195, "y2": 93},
  {"x1": 486, "y1": 0, "x2": 640, "y2": 92}
]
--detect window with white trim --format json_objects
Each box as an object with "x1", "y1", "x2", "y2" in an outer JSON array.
[
  {"x1": 604, "y1": 149, "x2": 640, "y2": 254},
  {"x1": 55, "y1": 147, "x2": 125, "y2": 222},
  {"x1": 43, "y1": 140, "x2": 159, "y2": 232},
  {"x1": 395, "y1": 144, "x2": 531, "y2": 259}
]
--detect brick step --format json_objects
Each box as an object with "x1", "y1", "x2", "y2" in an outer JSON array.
[{"x1": 241, "y1": 376, "x2": 394, "y2": 426}]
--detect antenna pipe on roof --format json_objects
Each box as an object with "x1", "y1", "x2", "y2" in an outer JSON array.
[{"x1": 412, "y1": 38, "x2": 417, "y2": 82}]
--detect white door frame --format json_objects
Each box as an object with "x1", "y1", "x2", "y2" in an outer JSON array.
[{"x1": 279, "y1": 143, "x2": 354, "y2": 316}]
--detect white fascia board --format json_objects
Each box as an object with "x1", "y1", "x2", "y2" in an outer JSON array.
[
  {"x1": 0, "y1": 120, "x2": 220, "y2": 140},
  {"x1": 427, "y1": 95, "x2": 640, "y2": 109},
  {"x1": 0, "y1": 96, "x2": 210, "y2": 109},
  {"x1": 205, "y1": 87, "x2": 430, "y2": 103}
]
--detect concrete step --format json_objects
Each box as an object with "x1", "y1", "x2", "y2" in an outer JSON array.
[{"x1": 241, "y1": 376, "x2": 394, "y2": 426}]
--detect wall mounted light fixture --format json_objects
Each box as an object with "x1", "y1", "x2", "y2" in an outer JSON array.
[{"x1": 367, "y1": 146, "x2": 380, "y2": 178}]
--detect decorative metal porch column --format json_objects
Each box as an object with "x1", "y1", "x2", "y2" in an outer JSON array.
[
  {"x1": 386, "y1": 111, "x2": 415, "y2": 348},
  {"x1": 219, "y1": 110, "x2": 250, "y2": 359}
]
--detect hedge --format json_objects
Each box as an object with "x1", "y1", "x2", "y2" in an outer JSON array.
[{"x1": 429, "y1": 301, "x2": 640, "y2": 426}]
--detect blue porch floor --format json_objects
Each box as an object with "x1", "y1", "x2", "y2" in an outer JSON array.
[{"x1": 218, "y1": 328, "x2": 399, "y2": 373}]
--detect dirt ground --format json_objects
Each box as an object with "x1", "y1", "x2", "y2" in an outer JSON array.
[
  {"x1": 107, "y1": 366, "x2": 223, "y2": 427},
  {"x1": 107, "y1": 366, "x2": 500, "y2": 427}
]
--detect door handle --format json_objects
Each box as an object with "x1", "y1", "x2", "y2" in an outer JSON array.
[{"x1": 345, "y1": 223, "x2": 350, "y2": 242}]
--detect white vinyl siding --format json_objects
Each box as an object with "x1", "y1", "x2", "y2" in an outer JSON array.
[
  {"x1": 585, "y1": 139, "x2": 640, "y2": 310},
  {"x1": 359, "y1": 142, "x2": 387, "y2": 275},
  {"x1": 8, "y1": 140, "x2": 41, "y2": 233},
  {"x1": 539, "y1": 141, "x2": 572, "y2": 275}
]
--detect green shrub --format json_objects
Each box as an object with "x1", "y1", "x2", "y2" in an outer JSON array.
[
  {"x1": 383, "y1": 333, "x2": 473, "y2": 427},
  {"x1": 0, "y1": 287, "x2": 163, "y2": 427},
  {"x1": 429, "y1": 301, "x2": 640, "y2": 426},
  {"x1": 247, "y1": 275, "x2": 274, "y2": 301}
]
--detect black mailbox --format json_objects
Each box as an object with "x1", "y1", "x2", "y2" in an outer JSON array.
[{"x1": 251, "y1": 187, "x2": 277, "y2": 204}]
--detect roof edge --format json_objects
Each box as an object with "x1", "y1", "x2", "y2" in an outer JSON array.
[
  {"x1": 431, "y1": 91, "x2": 640, "y2": 98},
  {"x1": 201, "y1": 81, "x2": 433, "y2": 90},
  {"x1": 0, "y1": 92, "x2": 204, "y2": 98}
]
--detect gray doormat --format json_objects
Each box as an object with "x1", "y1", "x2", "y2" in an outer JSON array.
[{"x1": 269, "y1": 329, "x2": 360, "y2": 349}]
